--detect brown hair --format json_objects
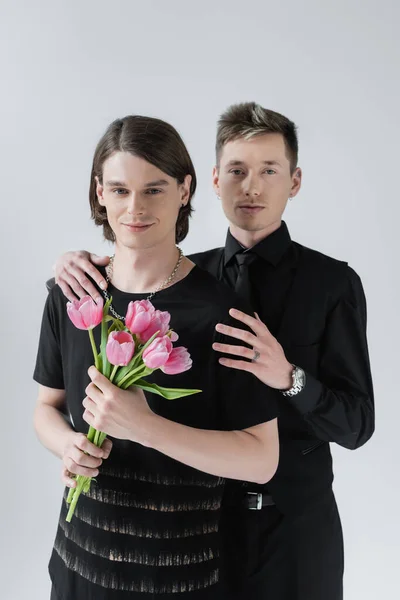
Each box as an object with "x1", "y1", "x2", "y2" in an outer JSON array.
[
  {"x1": 216, "y1": 102, "x2": 299, "y2": 173},
  {"x1": 89, "y1": 115, "x2": 197, "y2": 243}
]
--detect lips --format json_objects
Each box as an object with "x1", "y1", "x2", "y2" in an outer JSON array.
[
  {"x1": 238, "y1": 205, "x2": 264, "y2": 209},
  {"x1": 123, "y1": 223, "x2": 153, "y2": 232},
  {"x1": 237, "y1": 205, "x2": 265, "y2": 214}
]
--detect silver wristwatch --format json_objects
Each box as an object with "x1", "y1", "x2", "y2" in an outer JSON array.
[{"x1": 281, "y1": 365, "x2": 306, "y2": 397}]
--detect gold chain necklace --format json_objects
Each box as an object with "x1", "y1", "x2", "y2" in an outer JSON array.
[{"x1": 102, "y1": 247, "x2": 184, "y2": 321}]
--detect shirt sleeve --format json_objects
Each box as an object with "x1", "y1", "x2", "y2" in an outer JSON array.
[
  {"x1": 33, "y1": 288, "x2": 65, "y2": 389},
  {"x1": 286, "y1": 266, "x2": 374, "y2": 449},
  {"x1": 213, "y1": 313, "x2": 279, "y2": 431}
]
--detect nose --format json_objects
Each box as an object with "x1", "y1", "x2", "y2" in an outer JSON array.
[
  {"x1": 243, "y1": 175, "x2": 260, "y2": 198},
  {"x1": 127, "y1": 192, "x2": 145, "y2": 215}
]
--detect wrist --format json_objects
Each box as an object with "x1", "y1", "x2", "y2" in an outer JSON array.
[
  {"x1": 279, "y1": 361, "x2": 294, "y2": 391},
  {"x1": 59, "y1": 428, "x2": 77, "y2": 459},
  {"x1": 129, "y1": 411, "x2": 159, "y2": 448}
]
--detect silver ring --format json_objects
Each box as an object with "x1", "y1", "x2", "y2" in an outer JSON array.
[{"x1": 252, "y1": 350, "x2": 260, "y2": 363}]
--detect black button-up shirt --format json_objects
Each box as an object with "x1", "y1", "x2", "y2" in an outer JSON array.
[{"x1": 207, "y1": 221, "x2": 374, "y2": 452}]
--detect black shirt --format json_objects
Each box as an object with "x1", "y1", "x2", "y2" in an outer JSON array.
[
  {"x1": 219, "y1": 221, "x2": 374, "y2": 445},
  {"x1": 34, "y1": 266, "x2": 277, "y2": 600},
  {"x1": 190, "y1": 222, "x2": 374, "y2": 513}
]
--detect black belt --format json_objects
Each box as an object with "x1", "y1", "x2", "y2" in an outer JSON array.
[{"x1": 244, "y1": 491, "x2": 275, "y2": 510}]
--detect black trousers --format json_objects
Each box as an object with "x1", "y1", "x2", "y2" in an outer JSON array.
[{"x1": 222, "y1": 491, "x2": 344, "y2": 600}]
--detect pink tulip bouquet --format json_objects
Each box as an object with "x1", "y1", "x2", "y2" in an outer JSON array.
[{"x1": 65, "y1": 295, "x2": 200, "y2": 521}]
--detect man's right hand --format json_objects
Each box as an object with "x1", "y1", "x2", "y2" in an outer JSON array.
[
  {"x1": 54, "y1": 250, "x2": 109, "y2": 302},
  {"x1": 61, "y1": 431, "x2": 113, "y2": 488}
]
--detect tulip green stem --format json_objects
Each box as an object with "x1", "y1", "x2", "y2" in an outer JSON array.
[
  {"x1": 66, "y1": 477, "x2": 86, "y2": 522},
  {"x1": 118, "y1": 364, "x2": 147, "y2": 388},
  {"x1": 87, "y1": 425, "x2": 96, "y2": 443},
  {"x1": 109, "y1": 365, "x2": 118, "y2": 383},
  {"x1": 88, "y1": 328, "x2": 100, "y2": 370}
]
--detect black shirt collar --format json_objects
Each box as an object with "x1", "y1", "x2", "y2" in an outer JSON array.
[{"x1": 224, "y1": 221, "x2": 292, "y2": 267}]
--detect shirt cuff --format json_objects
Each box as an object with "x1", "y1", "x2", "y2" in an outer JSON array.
[{"x1": 285, "y1": 371, "x2": 323, "y2": 415}]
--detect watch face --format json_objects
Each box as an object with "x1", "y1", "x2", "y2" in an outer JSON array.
[{"x1": 295, "y1": 367, "x2": 306, "y2": 387}]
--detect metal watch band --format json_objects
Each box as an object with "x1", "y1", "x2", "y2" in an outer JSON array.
[
  {"x1": 281, "y1": 365, "x2": 305, "y2": 397},
  {"x1": 281, "y1": 381, "x2": 303, "y2": 397}
]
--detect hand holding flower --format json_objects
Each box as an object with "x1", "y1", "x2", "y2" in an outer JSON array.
[
  {"x1": 83, "y1": 367, "x2": 153, "y2": 443},
  {"x1": 61, "y1": 431, "x2": 112, "y2": 488}
]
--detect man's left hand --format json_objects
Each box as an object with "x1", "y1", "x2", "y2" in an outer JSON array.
[
  {"x1": 83, "y1": 367, "x2": 154, "y2": 442},
  {"x1": 213, "y1": 308, "x2": 293, "y2": 391}
]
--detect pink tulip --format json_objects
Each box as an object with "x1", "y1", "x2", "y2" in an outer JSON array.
[
  {"x1": 142, "y1": 336, "x2": 173, "y2": 369},
  {"x1": 125, "y1": 300, "x2": 155, "y2": 335},
  {"x1": 67, "y1": 295, "x2": 103, "y2": 330},
  {"x1": 106, "y1": 331, "x2": 135, "y2": 366},
  {"x1": 161, "y1": 347, "x2": 192, "y2": 375},
  {"x1": 140, "y1": 310, "x2": 171, "y2": 343}
]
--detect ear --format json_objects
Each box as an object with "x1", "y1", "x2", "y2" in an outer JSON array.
[
  {"x1": 212, "y1": 166, "x2": 220, "y2": 197},
  {"x1": 180, "y1": 174, "x2": 192, "y2": 206},
  {"x1": 289, "y1": 167, "x2": 302, "y2": 199},
  {"x1": 95, "y1": 176, "x2": 105, "y2": 206}
]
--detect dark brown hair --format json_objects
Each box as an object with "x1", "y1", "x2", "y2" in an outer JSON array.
[
  {"x1": 89, "y1": 116, "x2": 196, "y2": 243},
  {"x1": 216, "y1": 102, "x2": 299, "y2": 173}
]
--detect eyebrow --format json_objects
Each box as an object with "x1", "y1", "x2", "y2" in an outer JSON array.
[
  {"x1": 226, "y1": 160, "x2": 282, "y2": 167},
  {"x1": 105, "y1": 179, "x2": 170, "y2": 188},
  {"x1": 144, "y1": 179, "x2": 170, "y2": 187}
]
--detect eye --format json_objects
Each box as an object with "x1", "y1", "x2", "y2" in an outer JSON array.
[
  {"x1": 229, "y1": 169, "x2": 244, "y2": 176},
  {"x1": 264, "y1": 169, "x2": 276, "y2": 175},
  {"x1": 145, "y1": 188, "x2": 162, "y2": 195},
  {"x1": 112, "y1": 188, "x2": 128, "y2": 195}
]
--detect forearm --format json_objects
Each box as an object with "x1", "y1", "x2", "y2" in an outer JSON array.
[
  {"x1": 136, "y1": 415, "x2": 278, "y2": 484},
  {"x1": 34, "y1": 403, "x2": 74, "y2": 459},
  {"x1": 287, "y1": 373, "x2": 374, "y2": 449},
  {"x1": 287, "y1": 269, "x2": 375, "y2": 449}
]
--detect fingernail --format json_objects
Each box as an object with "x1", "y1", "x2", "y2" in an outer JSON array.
[{"x1": 99, "y1": 281, "x2": 106, "y2": 290}]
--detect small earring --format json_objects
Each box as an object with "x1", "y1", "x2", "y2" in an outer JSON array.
[
  {"x1": 217, "y1": 195, "x2": 221, "y2": 200},
  {"x1": 289, "y1": 196, "x2": 292, "y2": 201}
]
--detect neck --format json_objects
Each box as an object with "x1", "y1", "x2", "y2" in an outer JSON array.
[
  {"x1": 229, "y1": 219, "x2": 282, "y2": 249},
  {"x1": 110, "y1": 239, "x2": 181, "y2": 294}
]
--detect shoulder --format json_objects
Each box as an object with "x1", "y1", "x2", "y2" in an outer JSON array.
[
  {"x1": 294, "y1": 241, "x2": 348, "y2": 272},
  {"x1": 188, "y1": 247, "x2": 224, "y2": 271},
  {"x1": 293, "y1": 241, "x2": 364, "y2": 302},
  {"x1": 44, "y1": 280, "x2": 69, "y2": 317},
  {"x1": 46, "y1": 276, "x2": 56, "y2": 292}
]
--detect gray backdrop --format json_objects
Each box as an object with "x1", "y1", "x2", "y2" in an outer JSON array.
[{"x1": 1, "y1": 1, "x2": 399, "y2": 598}]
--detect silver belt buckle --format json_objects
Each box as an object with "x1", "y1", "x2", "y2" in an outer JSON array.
[{"x1": 248, "y1": 492, "x2": 263, "y2": 510}]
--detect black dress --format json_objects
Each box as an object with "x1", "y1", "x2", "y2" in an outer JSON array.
[{"x1": 34, "y1": 265, "x2": 277, "y2": 600}]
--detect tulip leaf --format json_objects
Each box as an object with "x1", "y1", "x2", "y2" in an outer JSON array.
[
  {"x1": 133, "y1": 378, "x2": 202, "y2": 400},
  {"x1": 113, "y1": 354, "x2": 142, "y2": 386},
  {"x1": 118, "y1": 365, "x2": 152, "y2": 389}
]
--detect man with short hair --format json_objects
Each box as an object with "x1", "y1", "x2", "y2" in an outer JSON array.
[{"x1": 51, "y1": 102, "x2": 374, "y2": 599}]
